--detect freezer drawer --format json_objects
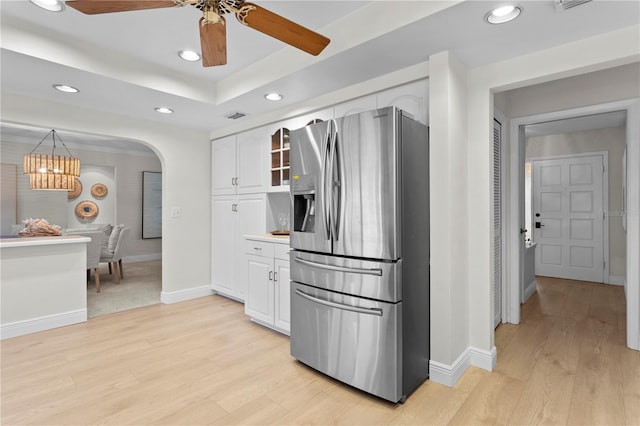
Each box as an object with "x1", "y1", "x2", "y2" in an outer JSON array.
[
  {"x1": 290, "y1": 282, "x2": 403, "y2": 403},
  {"x1": 290, "y1": 250, "x2": 402, "y2": 303}
]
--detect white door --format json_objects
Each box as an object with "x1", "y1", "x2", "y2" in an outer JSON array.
[
  {"x1": 235, "y1": 195, "x2": 266, "y2": 299},
  {"x1": 245, "y1": 254, "x2": 274, "y2": 325},
  {"x1": 493, "y1": 119, "x2": 503, "y2": 328},
  {"x1": 236, "y1": 126, "x2": 267, "y2": 194},
  {"x1": 533, "y1": 155, "x2": 605, "y2": 282},
  {"x1": 211, "y1": 196, "x2": 237, "y2": 295},
  {"x1": 274, "y1": 258, "x2": 291, "y2": 333}
]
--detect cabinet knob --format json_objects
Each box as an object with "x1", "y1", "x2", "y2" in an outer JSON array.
[
  {"x1": 253, "y1": 247, "x2": 262, "y2": 251},
  {"x1": 268, "y1": 271, "x2": 273, "y2": 281},
  {"x1": 274, "y1": 272, "x2": 278, "y2": 282}
]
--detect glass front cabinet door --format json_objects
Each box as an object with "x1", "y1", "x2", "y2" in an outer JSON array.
[{"x1": 270, "y1": 128, "x2": 290, "y2": 190}]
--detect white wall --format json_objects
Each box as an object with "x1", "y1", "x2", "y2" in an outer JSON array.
[
  {"x1": 67, "y1": 165, "x2": 116, "y2": 229},
  {"x1": 428, "y1": 51, "x2": 470, "y2": 372},
  {"x1": 0, "y1": 140, "x2": 162, "y2": 260},
  {"x1": 1, "y1": 94, "x2": 211, "y2": 296},
  {"x1": 496, "y1": 62, "x2": 640, "y2": 118},
  {"x1": 526, "y1": 127, "x2": 627, "y2": 277}
]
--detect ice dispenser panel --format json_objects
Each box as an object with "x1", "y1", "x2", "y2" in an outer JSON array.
[{"x1": 293, "y1": 174, "x2": 316, "y2": 233}]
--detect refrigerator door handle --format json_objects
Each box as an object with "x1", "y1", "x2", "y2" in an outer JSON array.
[
  {"x1": 321, "y1": 126, "x2": 332, "y2": 240},
  {"x1": 331, "y1": 126, "x2": 341, "y2": 241},
  {"x1": 294, "y1": 289, "x2": 383, "y2": 316},
  {"x1": 294, "y1": 256, "x2": 383, "y2": 276}
]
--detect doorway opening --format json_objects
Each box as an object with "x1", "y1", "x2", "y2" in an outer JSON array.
[
  {"x1": 0, "y1": 122, "x2": 164, "y2": 319},
  {"x1": 504, "y1": 99, "x2": 640, "y2": 351}
]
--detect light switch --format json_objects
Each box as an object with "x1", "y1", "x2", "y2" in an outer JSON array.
[{"x1": 170, "y1": 207, "x2": 182, "y2": 218}]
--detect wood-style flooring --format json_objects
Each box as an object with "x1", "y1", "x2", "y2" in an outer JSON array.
[{"x1": 2, "y1": 276, "x2": 638, "y2": 425}]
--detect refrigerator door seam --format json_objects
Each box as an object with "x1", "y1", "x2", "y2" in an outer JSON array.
[{"x1": 294, "y1": 289, "x2": 383, "y2": 316}]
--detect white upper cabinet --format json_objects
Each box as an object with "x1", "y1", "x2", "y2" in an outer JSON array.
[
  {"x1": 236, "y1": 126, "x2": 267, "y2": 194},
  {"x1": 286, "y1": 108, "x2": 334, "y2": 131},
  {"x1": 211, "y1": 135, "x2": 237, "y2": 195},
  {"x1": 334, "y1": 94, "x2": 377, "y2": 119},
  {"x1": 376, "y1": 79, "x2": 429, "y2": 124},
  {"x1": 212, "y1": 127, "x2": 267, "y2": 195}
]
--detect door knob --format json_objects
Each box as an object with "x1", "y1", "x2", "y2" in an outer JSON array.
[{"x1": 520, "y1": 228, "x2": 527, "y2": 234}]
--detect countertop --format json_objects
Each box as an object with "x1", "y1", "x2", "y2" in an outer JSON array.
[
  {"x1": 244, "y1": 233, "x2": 290, "y2": 244},
  {"x1": 0, "y1": 235, "x2": 90, "y2": 248}
]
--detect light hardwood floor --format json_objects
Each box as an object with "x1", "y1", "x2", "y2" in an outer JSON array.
[{"x1": 2, "y1": 276, "x2": 638, "y2": 425}]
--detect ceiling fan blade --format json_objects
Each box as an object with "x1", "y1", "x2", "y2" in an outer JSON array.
[
  {"x1": 239, "y1": 3, "x2": 330, "y2": 56},
  {"x1": 65, "y1": 0, "x2": 176, "y2": 15},
  {"x1": 200, "y1": 17, "x2": 227, "y2": 67}
]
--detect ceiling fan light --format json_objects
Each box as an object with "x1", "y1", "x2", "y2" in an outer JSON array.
[
  {"x1": 178, "y1": 50, "x2": 201, "y2": 62},
  {"x1": 29, "y1": 0, "x2": 64, "y2": 12},
  {"x1": 265, "y1": 93, "x2": 283, "y2": 101},
  {"x1": 52, "y1": 84, "x2": 79, "y2": 93},
  {"x1": 486, "y1": 5, "x2": 521, "y2": 24},
  {"x1": 155, "y1": 107, "x2": 174, "y2": 114}
]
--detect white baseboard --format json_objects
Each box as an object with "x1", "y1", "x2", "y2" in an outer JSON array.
[
  {"x1": 123, "y1": 253, "x2": 162, "y2": 263},
  {"x1": 161, "y1": 285, "x2": 213, "y2": 304},
  {"x1": 470, "y1": 346, "x2": 498, "y2": 371},
  {"x1": 1, "y1": 309, "x2": 87, "y2": 340},
  {"x1": 608, "y1": 275, "x2": 625, "y2": 286},
  {"x1": 429, "y1": 345, "x2": 498, "y2": 387},
  {"x1": 429, "y1": 350, "x2": 470, "y2": 387},
  {"x1": 523, "y1": 278, "x2": 537, "y2": 302}
]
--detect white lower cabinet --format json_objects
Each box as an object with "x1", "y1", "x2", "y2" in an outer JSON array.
[{"x1": 245, "y1": 238, "x2": 290, "y2": 335}]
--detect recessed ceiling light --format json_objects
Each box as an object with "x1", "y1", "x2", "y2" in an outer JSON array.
[
  {"x1": 154, "y1": 107, "x2": 174, "y2": 114},
  {"x1": 178, "y1": 50, "x2": 201, "y2": 62},
  {"x1": 29, "y1": 0, "x2": 64, "y2": 12},
  {"x1": 486, "y1": 5, "x2": 521, "y2": 24},
  {"x1": 52, "y1": 84, "x2": 79, "y2": 93},
  {"x1": 265, "y1": 93, "x2": 283, "y2": 101}
]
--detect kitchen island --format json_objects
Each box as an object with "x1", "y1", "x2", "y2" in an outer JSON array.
[{"x1": 0, "y1": 235, "x2": 89, "y2": 339}]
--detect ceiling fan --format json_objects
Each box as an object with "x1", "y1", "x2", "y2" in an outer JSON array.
[{"x1": 64, "y1": 0, "x2": 331, "y2": 67}]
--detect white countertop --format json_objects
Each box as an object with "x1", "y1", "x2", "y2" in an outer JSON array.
[
  {"x1": 0, "y1": 235, "x2": 90, "y2": 248},
  {"x1": 244, "y1": 234, "x2": 290, "y2": 244}
]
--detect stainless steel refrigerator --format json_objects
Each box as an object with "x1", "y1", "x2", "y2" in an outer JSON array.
[{"x1": 289, "y1": 106, "x2": 430, "y2": 403}]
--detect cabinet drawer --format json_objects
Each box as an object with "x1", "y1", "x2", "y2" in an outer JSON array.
[
  {"x1": 274, "y1": 243, "x2": 291, "y2": 261},
  {"x1": 245, "y1": 240, "x2": 274, "y2": 257}
]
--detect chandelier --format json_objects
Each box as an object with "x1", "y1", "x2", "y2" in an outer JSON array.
[{"x1": 23, "y1": 129, "x2": 80, "y2": 190}]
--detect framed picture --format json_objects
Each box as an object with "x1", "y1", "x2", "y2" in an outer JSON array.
[{"x1": 142, "y1": 171, "x2": 162, "y2": 239}]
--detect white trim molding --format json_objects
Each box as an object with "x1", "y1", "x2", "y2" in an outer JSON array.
[
  {"x1": 1, "y1": 309, "x2": 87, "y2": 340},
  {"x1": 524, "y1": 278, "x2": 537, "y2": 302},
  {"x1": 429, "y1": 346, "x2": 498, "y2": 387},
  {"x1": 160, "y1": 285, "x2": 214, "y2": 304}
]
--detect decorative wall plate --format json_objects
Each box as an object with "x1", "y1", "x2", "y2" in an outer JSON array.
[
  {"x1": 75, "y1": 200, "x2": 99, "y2": 220},
  {"x1": 91, "y1": 183, "x2": 108, "y2": 198},
  {"x1": 67, "y1": 178, "x2": 82, "y2": 200}
]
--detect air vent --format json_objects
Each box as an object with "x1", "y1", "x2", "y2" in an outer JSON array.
[
  {"x1": 225, "y1": 112, "x2": 247, "y2": 120},
  {"x1": 555, "y1": 0, "x2": 593, "y2": 11}
]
